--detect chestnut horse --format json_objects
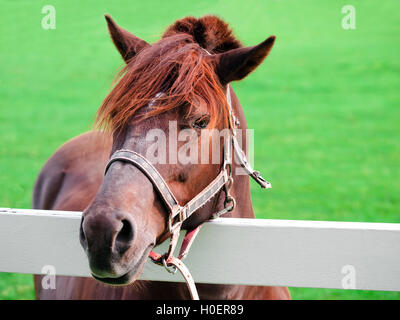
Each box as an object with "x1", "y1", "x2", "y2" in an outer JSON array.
[{"x1": 33, "y1": 15, "x2": 290, "y2": 300}]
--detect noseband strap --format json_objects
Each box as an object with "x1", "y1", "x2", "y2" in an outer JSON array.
[
  {"x1": 105, "y1": 150, "x2": 180, "y2": 213},
  {"x1": 105, "y1": 149, "x2": 231, "y2": 233},
  {"x1": 104, "y1": 85, "x2": 270, "y2": 300}
]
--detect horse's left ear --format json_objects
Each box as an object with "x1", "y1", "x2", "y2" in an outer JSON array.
[
  {"x1": 210, "y1": 36, "x2": 276, "y2": 85},
  {"x1": 105, "y1": 14, "x2": 149, "y2": 63}
]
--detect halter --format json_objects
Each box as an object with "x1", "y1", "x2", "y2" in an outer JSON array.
[{"x1": 104, "y1": 85, "x2": 271, "y2": 299}]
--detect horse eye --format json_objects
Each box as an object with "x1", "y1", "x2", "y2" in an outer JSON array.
[{"x1": 193, "y1": 115, "x2": 210, "y2": 129}]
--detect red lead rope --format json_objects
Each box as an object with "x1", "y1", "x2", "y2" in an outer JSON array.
[{"x1": 148, "y1": 226, "x2": 202, "y2": 300}]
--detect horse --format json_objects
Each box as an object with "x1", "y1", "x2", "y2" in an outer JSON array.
[{"x1": 33, "y1": 14, "x2": 290, "y2": 300}]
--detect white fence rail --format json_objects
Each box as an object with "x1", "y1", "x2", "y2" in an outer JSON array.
[{"x1": 0, "y1": 208, "x2": 399, "y2": 291}]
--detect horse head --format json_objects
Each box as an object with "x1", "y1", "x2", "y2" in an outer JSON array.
[{"x1": 79, "y1": 15, "x2": 275, "y2": 285}]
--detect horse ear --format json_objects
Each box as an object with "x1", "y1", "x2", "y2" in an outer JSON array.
[
  {"x1": 105, "y1": 14, "x2": 149, "y2": 63},
  {"x1": 211, "y1": 36, "x2": 276, "y2": 85}
]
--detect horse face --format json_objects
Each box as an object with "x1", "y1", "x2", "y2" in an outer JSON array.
[
  {"x1": 80, "y1": 106, "x2": 224, "y2": 285},
  {"x1": 79, "y1": 15, "x2": 275, "y2": 285}
]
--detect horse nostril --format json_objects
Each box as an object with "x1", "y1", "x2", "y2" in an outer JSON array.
[{"x1": 115, "y1": 219, "x2": 134, "y2": 254}]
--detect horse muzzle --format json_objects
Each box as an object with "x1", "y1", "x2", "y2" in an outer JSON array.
[{"x1": 79, "y1": 210, "x2": 154, "y2": 285}]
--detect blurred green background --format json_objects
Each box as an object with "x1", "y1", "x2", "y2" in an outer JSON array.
[{"x1": 0, "y1": 0, "x2": 399, "y2": 299}]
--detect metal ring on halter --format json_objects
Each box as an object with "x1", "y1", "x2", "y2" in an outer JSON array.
[
  {"x1": 224, "y1": 195, "x2": 236, "y2": 212},
  {"x1": 225, "y1": 176, "x2": 234, "y2": 192},
  {"x1": 162, "y1": 257, "x2": 177, "y2": 274}
]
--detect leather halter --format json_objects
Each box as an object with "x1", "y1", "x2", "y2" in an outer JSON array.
[{"x1": 104, "y1": 86, "x2": 270, "y2": 299}]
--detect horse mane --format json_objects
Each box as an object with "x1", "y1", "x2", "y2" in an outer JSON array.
[
  {"x1": 162, "y1": 15, "x2": 242, "y2": 53},
  {"x1": 95, "y1": 15, "x2": 242, "y2": 133}
]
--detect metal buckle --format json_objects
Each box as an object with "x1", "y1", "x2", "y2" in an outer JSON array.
[
  {"x1": 168, "y1": 205, "x2": 185, "y2": 233},
  {"x1": 225, "y1": 162, "x2": 233, "y2": 178},
  {"x1": 162, "y1": 257, "x2": 177, "y2": 274}
]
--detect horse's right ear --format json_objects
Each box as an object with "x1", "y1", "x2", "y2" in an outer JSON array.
[
  {"x1": 209, "y1": 36, "x2": 276, "y2": 85},
  {"x1": 105, "y1": 14, "x2": 149, "y2": 63}
]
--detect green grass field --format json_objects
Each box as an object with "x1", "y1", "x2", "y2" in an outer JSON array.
[{"x1": 0, "y1": 0, "x2": 399, "y2": 299}]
